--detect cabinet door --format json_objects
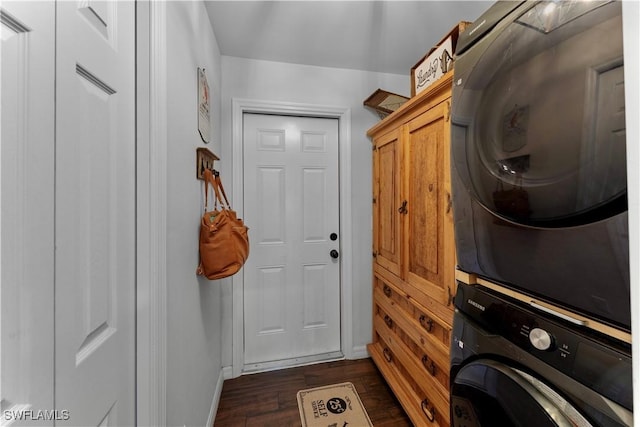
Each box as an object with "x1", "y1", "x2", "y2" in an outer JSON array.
[
  {"x1": 403, "y1": 99, "x2": 455, "y2": 307},
  {"x1": 373, "y1": 129, "x2": 403, "y2": 277}
]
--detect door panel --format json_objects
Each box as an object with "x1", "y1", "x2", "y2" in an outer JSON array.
[
  {"x1": 55, "y1": 1, "x2": 135, "y2": 425},
  {"x1": 243, "y1": 113, "x2": 341, "y2": 369},
  {"x1": 1, "y1": 1, "x2": 55, "y2": 419}
]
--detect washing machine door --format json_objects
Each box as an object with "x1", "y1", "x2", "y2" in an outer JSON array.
[{"x1": 451, "y1": 359, "x2": 593, "y2": 427}]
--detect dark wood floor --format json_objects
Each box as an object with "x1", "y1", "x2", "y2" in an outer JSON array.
[{"x1": 214, "y1": 358, "x2": 412, "y2": 426}]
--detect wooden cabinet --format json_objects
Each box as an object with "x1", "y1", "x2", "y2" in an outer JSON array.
[{"x1": 367, "y1": 71, "x2": 456, "y2": 427}]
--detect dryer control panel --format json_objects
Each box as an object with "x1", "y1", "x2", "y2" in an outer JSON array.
[{"x1": 454, "y1": 282, "x2": 632, "y2": 411}]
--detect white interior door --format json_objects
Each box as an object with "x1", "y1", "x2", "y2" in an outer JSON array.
[
  {"x1": 55, "y1": 1, "x2": 135, "y2": 425},
  {"x1": 243, "y1": 113, "x2": 342, "y2": 370},
  {"x1": 1, "y1": 1, "x2": 56, "y2": 420}
]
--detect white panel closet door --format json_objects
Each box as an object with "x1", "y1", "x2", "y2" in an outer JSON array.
[
  {"x1": 55, "y1": 1, "x2": 135, "y2": 425},
  {"x1": 1, "y1": 1, "x2": 56, "y2": 418},
  {"x1": 243, "y1": 113, "x2": 341, "y2": 370}
]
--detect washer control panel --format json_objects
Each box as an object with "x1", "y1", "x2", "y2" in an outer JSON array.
[{"x1": 454, "y1": 281, "x2": 632, "y2": 411}]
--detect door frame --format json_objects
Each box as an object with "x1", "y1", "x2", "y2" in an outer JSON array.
[
  {"x1": 231, "y1": 98, "x2": 353, "y2": 377},
  {"x1": 136, "y1": 1, "x2": 168, "y2": 425}
]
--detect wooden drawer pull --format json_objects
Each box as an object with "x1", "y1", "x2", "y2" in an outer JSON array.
[
  {"x1": 421, "y1": 399, "x2": 435, "y2": 422},
  {"x1": 383, "y1": 347, "x2": 393, "y2": 363},
  {"x1": 384, "y1": 315, "x2": 393, "y2": 329},
  {"x1": 421, "y1": 355, "x2": 437, "y2": 376},
  {"x1": 419, "y1": 314, "x2": 434, "y2": 332},
  {"x1": 383, "y1": 284, "x2": 392, "y2": 298}
]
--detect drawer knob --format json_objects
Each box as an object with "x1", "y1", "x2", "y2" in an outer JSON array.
[
  {"x1": 421, "y1": 399, "x2": 435, "y2": 422},
  {"x1": 419, "y1": 315, "x2": 434, "y2": 332},
  {"x1": 384, "y1": 315, "x2": 393, "y2": 329},
  {"x1": 421, "y1": 355, "x2": 437, "y2": 376},
  {"x1": 383, "y1": 284, "x2": 392, "y2": 298},
  {"x1": 383, "y1": 347, "x2": 393, "y2": 363}
]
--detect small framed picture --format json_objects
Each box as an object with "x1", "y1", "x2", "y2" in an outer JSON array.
[
  {"x1": 363, "y1": 89, "x2": 409, "y2": 119},
  {"x1": 198, "y1": 67, "x2": 210, "y2": 144}
]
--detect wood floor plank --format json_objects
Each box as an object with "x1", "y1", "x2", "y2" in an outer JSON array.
[{"x1": 214, "y1": 358, "x2": 411, "y2": 426}]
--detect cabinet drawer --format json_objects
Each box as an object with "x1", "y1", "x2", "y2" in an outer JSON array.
[
  {"x1": 374, "y1": 275, "x2": 451, "y2": 358},
  {"x1": 374, "y1": 312, "x2": 449, "y2": 417},
  {"x1": 369, "y1": 340, "x2": 449, "y2": 427},
  {"x1": 375, "y1": 263, "x2": 454, "y2": 326},
  {"x1": 374, "y1": 302, "x2": 450, "y2": 396}
]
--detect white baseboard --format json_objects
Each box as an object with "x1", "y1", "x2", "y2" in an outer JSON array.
[
  {"x1": 206, "y1": 368, "x2": 225, "y2": 427},
  {"x1": 222, "y1": 365, "x2": 233, "y2": 380},
  {"x1": 349, "y1": 345, "x2": 370, "y2": 360}
]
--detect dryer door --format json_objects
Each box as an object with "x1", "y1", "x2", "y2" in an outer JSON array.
[
  {"x1": 450, "y1": 0, "x2": 625, "y2": 228},
  {"x1": 451, "y1": 359, "x2": 593, "y2": 427}
]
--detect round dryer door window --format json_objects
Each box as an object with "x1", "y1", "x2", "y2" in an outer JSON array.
[
  {"x1": 451, "y1": 359, "x2": 593, "y2": 427},
  {"x1": 451, "y1": 0, "x2": 626, "y2": 227}
]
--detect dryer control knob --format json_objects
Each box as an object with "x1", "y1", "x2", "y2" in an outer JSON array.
[{"x1": 529, "y1": 328, "x2": 553, "y2": 351}]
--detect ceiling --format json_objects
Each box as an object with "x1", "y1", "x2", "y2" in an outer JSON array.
[{"x1": 204, "y1": 1, "x2": 494, "y2": 75}]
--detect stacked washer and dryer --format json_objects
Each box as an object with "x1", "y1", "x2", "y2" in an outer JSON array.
[{"x1": 448, "y1": 1, "x2": 632, "y2": 426}]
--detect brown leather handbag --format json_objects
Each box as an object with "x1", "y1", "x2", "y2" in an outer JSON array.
[{"x1": 196, "y1": 169, "x2": 249, "y2": 279}]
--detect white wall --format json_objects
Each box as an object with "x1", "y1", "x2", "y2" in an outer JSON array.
[
  {"x1": 165, "y1": 2, "x2": 225, "y2": 426},
  {"x1": 622, "y1": 0, "x2": 640, "y2": 420},
  {"x1": 219, "y1": 56, "x2": 409, "y2": 367}
]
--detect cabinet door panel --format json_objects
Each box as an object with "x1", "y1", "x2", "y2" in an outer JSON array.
[
  {"x1": 374, "y1": 129, "x2": 403, "y2": 277},
  {"x1": 404, "y1": 101, "x2": 451, "y2": 305}
]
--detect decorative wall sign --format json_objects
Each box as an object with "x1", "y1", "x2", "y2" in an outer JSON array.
[
  {"x1": 410, "y1": 21, "x2": 470, "y2": 97},
  {"x1": 198, "y1": 67, "x2": 210, "y2": 143},
  {"x1": 412, "y1": 36, "x2": 453, "y2": 96}
]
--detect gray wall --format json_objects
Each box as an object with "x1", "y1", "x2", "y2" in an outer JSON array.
[{"x1": 166, "y1": 2, "x2": 225, "y2": 426}]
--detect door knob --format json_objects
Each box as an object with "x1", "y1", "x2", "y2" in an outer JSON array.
[{"x1": 330, "y1": 250, "x2": 339, "y2": 259}]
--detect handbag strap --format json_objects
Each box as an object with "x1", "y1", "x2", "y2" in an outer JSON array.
[
  {"x1": 203, "y1": 169, "x2": 232, "y2": 211},
  {"x1": 203, "y1": 169, "x2": 223, "y2": 211},
  {"x1": 214, "y1": 174, "x2": 231, "y2": 208}
]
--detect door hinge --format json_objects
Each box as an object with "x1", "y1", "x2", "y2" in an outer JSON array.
[
  {"x1": 372, "y1": 144, "x2": 377, "y2": 151},
  {"x1": 447, "y1": 286, "x2": 454, "y2": 306},
  {"x1": 446, "y1": 101, "x2": 451, "y2": 123},
  {"x1": 373, "y1": 251, "x2": 377, "y2": 258},
  {"x1": 373, "y1": 197, "x2": 376, "y2": 204}
]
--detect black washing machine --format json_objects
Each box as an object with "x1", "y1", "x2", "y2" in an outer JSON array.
[{"x1": 450, "y1": 282, "x2": 632, "y2": 427}]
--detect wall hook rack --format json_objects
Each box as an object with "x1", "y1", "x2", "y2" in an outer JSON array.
[{"x1": 196, "y1": 147, "x2": 220, "y2": 180}]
